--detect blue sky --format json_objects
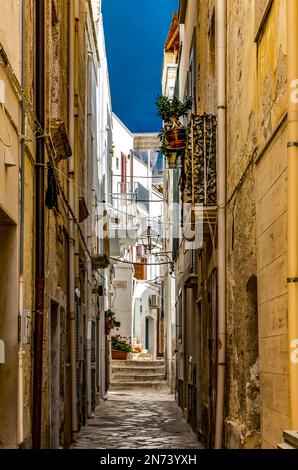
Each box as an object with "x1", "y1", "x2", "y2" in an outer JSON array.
[{"x1": 102, "y1": 0, "x2": 178, "y2": 133}]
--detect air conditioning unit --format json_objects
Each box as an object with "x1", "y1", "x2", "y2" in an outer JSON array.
[{"x1": 149, "y1": 294, "x2": 160, "y2": 308}]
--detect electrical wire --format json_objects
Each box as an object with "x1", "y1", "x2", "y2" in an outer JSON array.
[
  {"x1": 112, "y1": 174, "x2": 165, "y2": 179},
  {"x1": 46, "y1": 132, "x2": 107, "y2": 281},
  {"x1": 109, "y1": 257, "x2": 173, "y2": 266},
  {"x1": 0, "y1": 42, "x2": 219, "y2": 280}
]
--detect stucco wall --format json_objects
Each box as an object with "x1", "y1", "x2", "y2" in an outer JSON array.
[
  {"x1": 0, "y1": 17, "x2": 21, "y2": 448},
  {"x1": 255, "y1": 0, "x2": 289, "y2": 447},
  {"x1": 112, "y1": 265, "x2": 133, "y2": 341},
  {"x1": 225, "y1": 0, "x2": 260, "y2": 448},
  {"x1": 225, "y1": 0, "x2": 289, "y2": 448}
]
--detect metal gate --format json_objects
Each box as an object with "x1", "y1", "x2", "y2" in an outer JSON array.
[
  {"x1": 188, "y1": 363, "x2": 197, "y2": 432},
  {"x1": 75, "y1": 293, "x2": 82, "y2": 427}
]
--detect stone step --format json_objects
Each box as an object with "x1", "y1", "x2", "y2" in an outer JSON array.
[
  {"x1": 112, "y1": 373, "x2": 165, "y2": 382},
  {"x1": 283, "y1": 430, "x2": 298, "y2": 449},
  {"x1": 277, "y1": 442, "x2": 296, "y2": 449},
  {"x1": 111, "y1": 360, "x2": 164, "y2": 367},
  {"x1": 110, "y1": 380, "x2": 167, "y2": 389},
  {"x1": 111, "y1": 366, "x2": 165, "y2": 374}
]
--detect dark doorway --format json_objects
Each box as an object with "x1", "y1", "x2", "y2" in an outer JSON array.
[{"x1": 50, "y1": 301, "x2": 60, "y2": 448}]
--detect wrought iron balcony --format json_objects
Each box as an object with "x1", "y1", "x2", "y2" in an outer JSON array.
[{"x1": 180, "y1": 113, "x2": 217, "y2": 206}]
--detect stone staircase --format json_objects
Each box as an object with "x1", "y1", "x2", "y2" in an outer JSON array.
[
  {"x1": 110, "y1": 359, "x2": 167, "y2": 389},
  {"x1": 277, "y1": 430, "x2": 298, "y2": 449}
]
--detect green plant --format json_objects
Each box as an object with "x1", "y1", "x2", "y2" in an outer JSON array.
[
  {"x1": 105, "y1": 309, "x2": 120, "y2": 331},
  {"x1": 155, "y1": 95, "x2": 192, "y2": 158},
  {"x1": 156, "y1": 95, "x2": 192, "y2": 129},
  {"x1": 111, "y1": 335, "x2": 132, "y2": 353}
]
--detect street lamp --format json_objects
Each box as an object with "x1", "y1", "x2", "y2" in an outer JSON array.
[{"x1": 140, "y1": 225, "x2": 159, "y2": 253}]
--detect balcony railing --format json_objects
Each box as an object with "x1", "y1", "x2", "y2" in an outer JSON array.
[{"x1": 181, "y1": 114, "x2": 217, "y2": 206}]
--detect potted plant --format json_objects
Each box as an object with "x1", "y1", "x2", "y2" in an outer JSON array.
[
  {"x1": 156, "y1": 95, "x2": 192, "y2": 163},
  {"x1": 104, "y1": 309, "x2": 120, "y2": 335},
  {"x1": 111, "y1": 335, "x2": 132, "y2": 360}
]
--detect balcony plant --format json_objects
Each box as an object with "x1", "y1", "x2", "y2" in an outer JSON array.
[
  {"x1": 104, "y1": 309, "x2": 120, "y2": 335},
  {"x1": 111, "y1": 334, "x2": 132, "y2": 360},
  {"x1": 156, "y1": 95, "x2": 192, "y2": 167}
]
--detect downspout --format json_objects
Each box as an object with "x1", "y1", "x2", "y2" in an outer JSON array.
[
  {"x1": 68, "y1": 0, "x2": 78, "y2": 439},
  {"x1": 17, "y1": 0, "x2": 26, "y2": 447},
  {"x1": 32, "y1": 0, "x2": 45, "y2": 449},
  {"x1": 215, "y1": 0, "x2": 227, "y2": 449},
  {"x1": 287, "y1": 0, "x2": 298, "y2": 429}
]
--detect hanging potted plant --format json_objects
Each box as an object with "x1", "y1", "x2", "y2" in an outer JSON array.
[
  {"x1": 104, "y1": 309, "x2": 120, "y2": 335},
  {"x1": 156, "y1": 95, "x2": 192, "y2": 164}
]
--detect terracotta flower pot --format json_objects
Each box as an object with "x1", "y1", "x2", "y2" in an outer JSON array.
[
  {"x1": 166, "y1": 128, "x2": 186, "y2": 149},
  {"x1": 112, "y1": 349, "x2": 128, "y2": 360}
]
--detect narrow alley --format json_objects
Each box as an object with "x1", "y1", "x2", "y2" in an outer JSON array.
[
  {"x1": 72, "y1": 358, "x2": 200, "y2": 449},
  {"x1": 2, "y1": 0, "x2": 298, "y2": 459},
  {"x1": 71, "y1": 388, "x2": 200, "y2": 450}
]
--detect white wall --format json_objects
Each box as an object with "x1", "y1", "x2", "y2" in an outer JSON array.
[
  {"x1": 111, "y1": 113, "x2": 134, "y2": 197},
  {"x1": 96, "y1": 11, "x2": 112, "y2": 396},
  {"x1": 97, "y1": 13, "x2": 113, "y2": 206},
  {"x1": 133, "y1": 284, "x2": 160, "y2": 358},
  {"x1": 178, "y1": 0, "x2": 197, "y2": 101},
  {"x1": 111, "y1": 265, "x2": 133, "y2": 341}
]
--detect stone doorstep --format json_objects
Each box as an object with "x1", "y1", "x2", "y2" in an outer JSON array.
[
  {"x1": 110, "y1": 381, "x2": 167, "y2": 389},
  {"x1": 282, "y1": 430, "x2": 298, "y2": 449},
  {"x1": 110, "y1": 359, "x2": 167, "y2": 389},
  {"x1": 277, "y1": 442, "x2": 296, "y2": 449},
  {"x1": 112, "y1": 374, "x2": 165, "y2": 382},
  {"x1": 112, "y1": 370, "x2": 165, "y2": 376},
  {"x1": 112, "y1": 366, "x2": 165, "y2": 374},
  {"x1": 111, "y1": 360, "x2": 165, "y2": 367}
]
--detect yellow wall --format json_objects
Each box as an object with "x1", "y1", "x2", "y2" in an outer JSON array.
[
  {"x1": 226, "y1": 0, "x2": 289, "y2": 448},
  {"x1": 255, "y1": 0, "x2": 289, "y2": 448},
  {"x1": 0, "y1": 48, "x2": 21, "y2": 449}
]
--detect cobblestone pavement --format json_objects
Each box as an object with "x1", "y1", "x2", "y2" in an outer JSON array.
[{"x1": 71, "y1": 388, "x2": 202, "y2": 449}]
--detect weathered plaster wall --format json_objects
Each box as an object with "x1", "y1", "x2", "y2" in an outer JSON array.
[
  {"x1": 255, "y1": 0, "x2": 289, "y2": 447},
  {"x1": 226, "y1": 0, "x2": 289, "y2": 449},
  {"x1": 0, "y1": 227, "x2": 19, "y2": 448},
  {"x1": 0, "y1": 19, "x2": 21, "y2": 448},
  {"x1": 225, "y1": 0, "x2": 260, "y2": 448},
  {"x1": 256, "y1": 125, "x2": 289, "y2": 448},
  {"x1": 196, "y1": 0, "x2": 216, "y2": 114},
  {"x1": 0, "y1": 1, "x2": 21, "y2": 81}
]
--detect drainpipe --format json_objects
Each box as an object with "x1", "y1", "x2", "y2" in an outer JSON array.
[
  {"x1": 287, "y1": 0, "x2": 298, "y2": 429},
  {"x1": 17, "y1": 0, "x2": 26, "y2": 447},
  {"x1": 68, "y1": 0, "x2": 78, "y2": 439},
  {"x1": 215, "y1": 0, "x2": 227, "y2": 449},
  {"x1": 32, "y1": 0, "x2": 45, "y2": 449}
]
